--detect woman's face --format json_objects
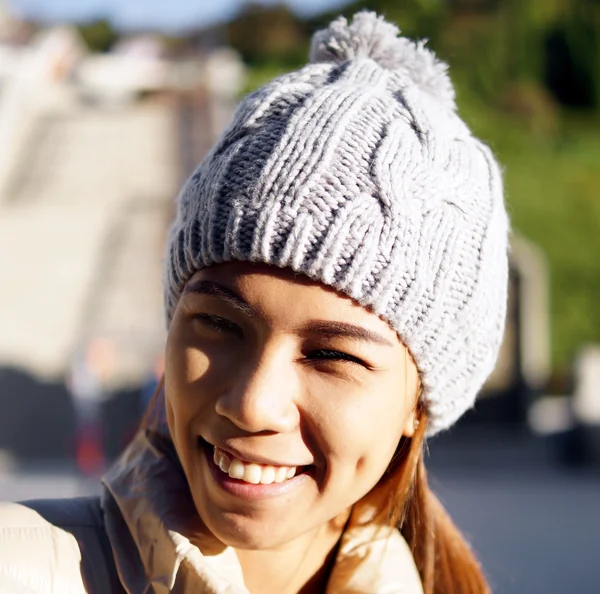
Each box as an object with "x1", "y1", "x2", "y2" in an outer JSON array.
[{"x1": 165, "y1": 262, "x2": 419, "y2": 551}]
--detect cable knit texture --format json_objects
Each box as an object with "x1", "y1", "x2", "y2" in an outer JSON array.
[{"x1": 164, "y1": 11, "x2": 510, "y2": 435}]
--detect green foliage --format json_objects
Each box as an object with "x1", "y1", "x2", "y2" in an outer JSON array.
[
  {"x1": 77, "y1": 19, "x2": 119, "y2": 53},
  {"x1": 226, "y1": 3, "x2": 308, "y2": 67}
]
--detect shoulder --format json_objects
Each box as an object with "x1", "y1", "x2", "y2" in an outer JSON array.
[
  {"x1": 0, "y1": 496, "x2": 121, "y2": 594},
  {"x1": 1, "y1": 494, "x2": 101, "y2": 524}
]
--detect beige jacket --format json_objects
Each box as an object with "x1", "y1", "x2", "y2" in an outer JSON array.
[{"x1": 0, "y1": 431, "x2": 423, "y2": 593}]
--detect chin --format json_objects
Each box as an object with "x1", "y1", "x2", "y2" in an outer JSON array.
[{"x1": 205, "y1": 514, "x2": 295, "y2": 551}]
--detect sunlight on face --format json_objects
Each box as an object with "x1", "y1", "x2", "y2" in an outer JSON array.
[{"x1": 164, "y1": 262, "x2": 419, "y2": 552}]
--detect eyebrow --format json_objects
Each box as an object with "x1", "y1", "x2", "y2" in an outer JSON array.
[
  {"x1": 183, "y1": 280, "x2": 257, "y2": 317},
  {"x1": 183, "y1": 280, "x2": 394, "y2": 347},
  {"x1": 303, "y1": 321, "x2": 394, "y2": 347}
]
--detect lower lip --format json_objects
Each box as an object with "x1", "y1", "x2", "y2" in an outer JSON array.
[{"x1": 200, "y1": 441, "x2": 311, "y2": 500}]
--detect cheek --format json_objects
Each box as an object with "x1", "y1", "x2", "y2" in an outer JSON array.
[
  {"x1": 164, "y1": 329, "x2": 217, "y2": 439},
  {"x1": 315, "y1": 379, "x2": 409, "y2": 491},
  {"x1": 353, "y1": 401, "x2": 405, "y2": 477}
]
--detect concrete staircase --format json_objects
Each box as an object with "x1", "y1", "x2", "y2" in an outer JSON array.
[{"x1": 0, "y1": 84, "x2": 178, "y2": 386}]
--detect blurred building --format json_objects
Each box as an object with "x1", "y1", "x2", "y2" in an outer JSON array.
[
  {"x1": 0, "y1": 0, "x2": 32, "y2": 43},
  {"x1": 0, "y1": 22, "x2": 245, "y2": 461}
]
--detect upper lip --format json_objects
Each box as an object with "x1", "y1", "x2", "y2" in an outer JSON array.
[{"x1": 202, "y1": 437, "x2": 312, "y2": 468}]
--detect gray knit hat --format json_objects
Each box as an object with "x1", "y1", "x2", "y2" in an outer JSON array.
[{"x1": 164, "y1": 11, "x2": 509, "y2": 435}]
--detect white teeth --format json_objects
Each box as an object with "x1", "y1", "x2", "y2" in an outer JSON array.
[
  {"x1": 228, "y1": 458, "x2": 245, "y2": 480},
  {"x1": 260, "y1": 466, "x2": 276, "y2": 485},
  {"x1": 213, "y1": 447, "x2": 300, "y2": 485},
  {"x1": 274, "y1": 466, "x2": 288, "y2": 483},
  {"x1": 244, "y1": 464, "x2": 262, "y2": 484},
  {"x1": 218, "y1": 457, "x2": 230, "y2": 473}
]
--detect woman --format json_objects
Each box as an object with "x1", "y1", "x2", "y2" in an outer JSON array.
[{"x1": 0, "y1": 11, "x2": 508, "y2": 594}]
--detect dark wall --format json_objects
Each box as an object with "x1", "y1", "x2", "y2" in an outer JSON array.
[{"x1": 0, "y1": 367, "x2": 142, "y2": 464}]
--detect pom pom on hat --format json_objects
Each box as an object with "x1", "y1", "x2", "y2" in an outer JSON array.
[{"x1": 309, "y1": 11, "x2": 456, "y2": 110}]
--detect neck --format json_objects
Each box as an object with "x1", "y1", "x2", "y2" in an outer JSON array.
[{"x1": 235, "y1": 513, "x2": 349, "y2": 594}]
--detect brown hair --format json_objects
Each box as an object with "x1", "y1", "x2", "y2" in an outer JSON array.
[
  {"x1": 370, "y1": 407, "x2": 491, "y2": 594},
  {"x1": 138, "y1": 381, "x2": 490, "y2": 594}
]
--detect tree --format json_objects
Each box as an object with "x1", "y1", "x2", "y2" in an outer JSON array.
[
  {"x1": 78, "y1": 19, "x2": 119, "y2": 53},
  {"x1": 227, "y1": 3, "x2": 307, "y2": 67}
]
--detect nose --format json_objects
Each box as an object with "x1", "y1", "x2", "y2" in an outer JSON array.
[{"x1": 215, "y1": 349, "x2": 299, "y2": 434}]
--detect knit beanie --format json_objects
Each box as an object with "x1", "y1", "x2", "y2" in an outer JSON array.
[{"x1": 164, "y1": 11, "x2": 509, "y2": 435}]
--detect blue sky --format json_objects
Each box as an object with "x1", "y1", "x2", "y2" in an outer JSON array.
[{"x1": 8, "y1": 0, "x2": 351, "y2": 31}]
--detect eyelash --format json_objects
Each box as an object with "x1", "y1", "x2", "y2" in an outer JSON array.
[
  {"x1": 306, "y1": 349, "x2": 367, "y2": 367},
  {"x1": 193, "y1": 313, "x2": 241, "y2": 335}
]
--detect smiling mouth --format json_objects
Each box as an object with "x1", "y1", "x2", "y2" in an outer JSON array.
[{"x1": 198, "y1": 438, "x2": 311, "y2": 486}]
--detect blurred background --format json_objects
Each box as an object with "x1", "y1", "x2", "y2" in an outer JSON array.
[{"x1": 0, "y1": 0, "x2": 598, "y2": 592}]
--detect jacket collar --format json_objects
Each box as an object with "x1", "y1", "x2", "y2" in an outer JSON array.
[{"x1": 101, "y1": 430, "x2": 423, "y2": 593}]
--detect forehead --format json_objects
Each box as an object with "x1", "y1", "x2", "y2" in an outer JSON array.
[{"x1": 186, "y1": 262, "x2": 398, "y2": 339}]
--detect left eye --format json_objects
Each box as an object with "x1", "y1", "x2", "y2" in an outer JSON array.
[
  {"x1": 306, "y1": 349, "x2": 366, "y2": 366},
  {"x1": 193, "y1": 313, "x2": 242, "y2": 337}
]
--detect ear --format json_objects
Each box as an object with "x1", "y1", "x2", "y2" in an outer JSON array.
[{"x1": 401, "y1": 406, "x2": 419, "y2": 438}]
